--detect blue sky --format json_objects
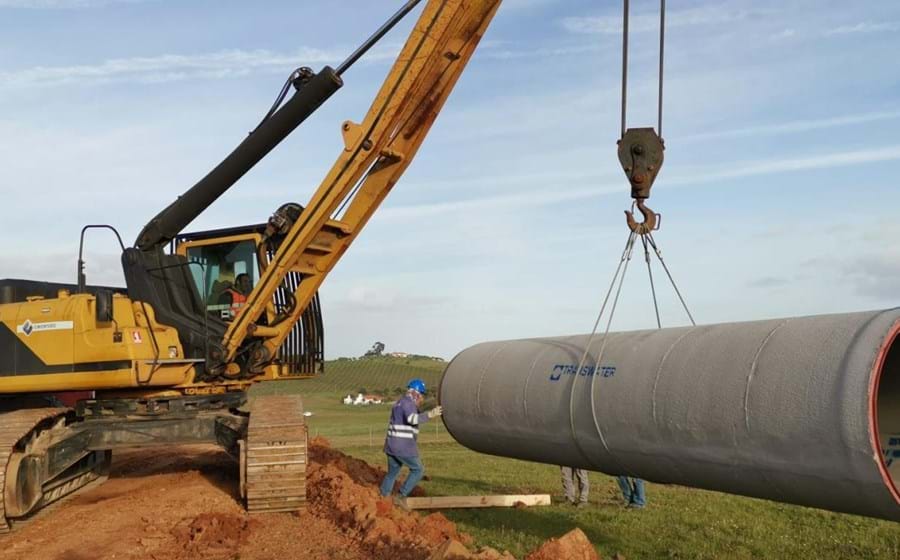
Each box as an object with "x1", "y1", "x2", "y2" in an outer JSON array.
[{"x1": 1, "y1": 0, "x2": 899, "y2": 359}]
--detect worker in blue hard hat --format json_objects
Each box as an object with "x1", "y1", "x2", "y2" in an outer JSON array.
[{"x1": 379, "y1": 378, "x2": 443, "y2": 509}]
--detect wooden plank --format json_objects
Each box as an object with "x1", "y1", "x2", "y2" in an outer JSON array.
[{"x1": 404, "y1": 494, "x2": 552, "y2": 510}]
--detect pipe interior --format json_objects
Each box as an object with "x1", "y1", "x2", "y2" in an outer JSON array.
[{"x1": 877, "y1": 332, "x2": 900, "y2": 498}]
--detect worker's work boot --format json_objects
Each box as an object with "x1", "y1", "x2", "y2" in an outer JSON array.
[
  {"x1": 393, "y1": 495, "x2": 411, "y2": 512},
  {"x1": 576, "y1": 501, "x2": 589, "y2": 509}
]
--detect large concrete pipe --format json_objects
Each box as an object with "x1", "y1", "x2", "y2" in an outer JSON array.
[{"x1": 439, "y1": 309, "x2": 900, "y2": 521}]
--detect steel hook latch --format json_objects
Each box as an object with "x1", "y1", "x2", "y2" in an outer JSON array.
[{"x1": 625, "y1": 199, "x2": 660, "y2": 235}]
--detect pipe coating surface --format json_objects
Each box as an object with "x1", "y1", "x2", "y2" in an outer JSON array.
[{"x1": 440, "y1": 309, "x2": 900, "y2": 520}]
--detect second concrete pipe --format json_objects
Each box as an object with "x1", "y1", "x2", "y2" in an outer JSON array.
[{"x1": 439, "y1": 309, "x2": 900, "y2": 520}]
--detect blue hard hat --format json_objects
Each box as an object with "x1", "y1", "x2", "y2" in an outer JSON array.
[{"x1": 407, "y1": 378, "x2": 426, "y2": 395}]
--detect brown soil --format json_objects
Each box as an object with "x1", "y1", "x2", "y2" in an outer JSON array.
[
  {"x1": 0, "y1": 438, "x2": 598, "y2": 560},
  {"x1": 308, "y1": 436, "x2": 425, "y2": 498},
  {"x1": 306, "y1": 439, "x2": 469, "y2": 560},
  {"x1": 524, "y1": 528, "x2": 600, "y2": 560}
]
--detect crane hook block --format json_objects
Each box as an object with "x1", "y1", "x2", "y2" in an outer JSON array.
[{"x1": 618, "y1": 127, "x2": 665, "y2": 200}]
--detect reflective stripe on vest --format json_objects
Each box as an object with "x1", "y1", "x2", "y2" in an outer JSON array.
[
  {"x1": 225, "y1": 288, "x2": 247, "y2": 315},
  {"x1": 387, "y1": 430, "x2": 415, "y2": 439}
]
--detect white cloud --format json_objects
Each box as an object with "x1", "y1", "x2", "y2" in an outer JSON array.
[
  {"x1": 502, "y1": 0, "x2": 561, "y2": 11},
  {"x1": 334, "y1": 284, "x2": 450, "y2": 312},
  {"x1": 0, "y1": 39, "x2": 412, "y2": 90},
  {"x1": 0, "y1": 36, "x2": 607, "y2": 90},
  {"x1": 480, "y1": 42, "x2": 601, "y2": 60},
  {"x1": 0, "y1": 48, "x2": 346, "y2": 88},
  {"x1": 380, "y1": 143, "x2": 900, "y2": 221},
  {"x1": 561, "y1": 5, "x2": 755, "y2": 35},
  {"x1": 0, "y1": 251, "x2": 123, "y2": 286},
  {"x1": 682, "y1": 109, "x2": 900, "y2": 141},
  {"x1": 0, "y1": 34, "x2": 608, "y2": 91},
  {"x1": 0, "y1": 0, "x2": 145, "y2": 7},
  {"x1": 677, "y1": 144, "x2": 900, "y2": 184},
  {"x1": 379, "y1": 183, "x2": 616, "y2": 221},
  {"x1": 841, "y1": 251, "x2": 900, "y2": 300},
  {"x1": 825, "y1": 21, "x2": 900, "y2": 36},
  {"x1": 769, "y1": 28, "x2": 797, "y2": 40}
]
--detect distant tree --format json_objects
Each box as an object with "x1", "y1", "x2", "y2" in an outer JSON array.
[{"x1": 363, "y1": 342, "x2": 385, "y2": 358}]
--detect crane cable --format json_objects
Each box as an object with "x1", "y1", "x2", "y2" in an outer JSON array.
[
  {"x1": 572, "y1": 0, "x2": 695, "y2": 383},
  {"x1": 620, "y1": 0, "x2": 666, "y2": 140},
  {"x1": 639, "y1": 233, "x2": 661, "y2": 329},
  {"x1": 571, "y1": 231, "x2": 638, "y2": 386},
  {"x1": 572, "y1": 226, "x2": 695, "y2": 386},
  {"x1": 645, "y1": 231, "x2": 695, "y2": 326}
]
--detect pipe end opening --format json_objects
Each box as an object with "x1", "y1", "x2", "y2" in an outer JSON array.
[{"x1": 874, "y1": 323, "x2": 900, "y2": 504}]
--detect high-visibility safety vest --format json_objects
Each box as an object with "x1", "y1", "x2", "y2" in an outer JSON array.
[
  {"x1": 224, "y1": 288, "x2": 247, "y2": 316},
  {"x1": 384, "y1": 393, "x2": 431, "y2": 458}
]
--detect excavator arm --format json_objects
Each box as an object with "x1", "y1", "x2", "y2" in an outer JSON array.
[{"x1": 221, "y1": 0, "x2": 502, "y2": 372}]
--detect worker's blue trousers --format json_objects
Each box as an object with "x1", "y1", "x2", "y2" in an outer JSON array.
[
  {"x1": 379, "y1": 453, "x2": 424, "y2": 497},
  {"x1": 617, "y1": 476, "x2": 647, "y2": 507}
]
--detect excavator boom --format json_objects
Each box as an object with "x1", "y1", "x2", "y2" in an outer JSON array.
[
  {"x1": 135, "y1": 69, "x2": 344, "y2": 252},
  {"x1": 223, "y1": 0, "x2": 503, "y2": 370},
  {"x1": 134, "y1": 0, "x2": 431, "y2": 252}
]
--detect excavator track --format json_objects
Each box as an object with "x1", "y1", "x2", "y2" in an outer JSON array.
[
  {"x1": 0, "y1": 407, "x2": 82, "y2": 534},
  {"x1": 241, "y1": 394, "x2": 307, "y2": 513}
]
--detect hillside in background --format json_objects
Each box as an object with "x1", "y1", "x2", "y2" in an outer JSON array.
[{"x1": 255, "y1": 355, "x2": 447, "y2": 396}]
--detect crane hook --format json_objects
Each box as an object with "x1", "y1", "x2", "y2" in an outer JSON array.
[{"x1": 625, "y1": 199, "x2": 660, "y2": 235}]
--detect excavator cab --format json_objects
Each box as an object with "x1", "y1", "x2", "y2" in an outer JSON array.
[
  {"x1": 174, "y1": 223, "x2": 324, "y2": 378},
  {"x1": 177, "y1": 232, "x2": 260, "y2": 319}
]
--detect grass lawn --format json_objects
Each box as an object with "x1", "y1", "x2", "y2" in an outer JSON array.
[
  {"x1": 251, "y1": 359, "x2": 900, "y2": 559},
  {"x1": 253, "y1": 356, "x2": 446, "y2": 397}
]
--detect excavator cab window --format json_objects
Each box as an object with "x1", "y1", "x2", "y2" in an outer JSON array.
[{"x1": 183, "y1": 238, "x2": 260, "y2": 320}]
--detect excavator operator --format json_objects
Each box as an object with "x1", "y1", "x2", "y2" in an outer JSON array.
[{"x1": 218, "y1": 273, "x2": 253, "y2": 318}]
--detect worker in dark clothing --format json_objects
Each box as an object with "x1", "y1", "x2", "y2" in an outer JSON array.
[{"x1": 379, "y1": 378, "x2": 443, "y2": 509}]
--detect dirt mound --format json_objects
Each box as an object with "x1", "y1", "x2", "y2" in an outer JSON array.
[
  {"x1": 309, "y1": 436, "x2": 425, "y2": 497},
  {"x1": 0, "y1": 441, "x2": 605, "y2": 560},
  {"x1": 307, "y1": 443, "x2": 470, "y2": 560},
  {"x1": 171, "y1": 513, "x2": 258, "y2": 558},
  {"x1": 0, "y1": 445, "x2": 367, "y2": 560},
  {"x1": 524, "y1": 528, "x2": 600, "y2": 560},
  {"x1": 309, "y1": 436, "x2": 389, "y2": 488}
]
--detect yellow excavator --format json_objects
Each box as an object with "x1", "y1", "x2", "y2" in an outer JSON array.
[{"x1": 0, "y1": 0, "x2": 502, "y2": 531}]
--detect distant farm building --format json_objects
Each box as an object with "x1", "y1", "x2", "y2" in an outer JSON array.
[{"x1": 343, "y1": 393, "x2": 384, "y2": 406}]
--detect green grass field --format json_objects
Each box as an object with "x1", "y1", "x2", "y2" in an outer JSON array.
[
  {"x1": 253, "y1": 356, "x2": 446, "y2": 397},
  {"x1": 252, "y1": 357, "x2": 900, "y2": 559}
]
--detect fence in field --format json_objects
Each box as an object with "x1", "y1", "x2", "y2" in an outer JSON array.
[{"x1": 309, "y1": 418, "x2": 453, "y2": 448}]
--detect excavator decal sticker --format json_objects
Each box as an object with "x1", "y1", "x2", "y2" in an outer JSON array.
[
  {"x1": 0, "y1": 323, "x2": 130, "y2": 376},
  {"x1": 15, "y1": 320, "x2": 73, "y2": 337}
]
